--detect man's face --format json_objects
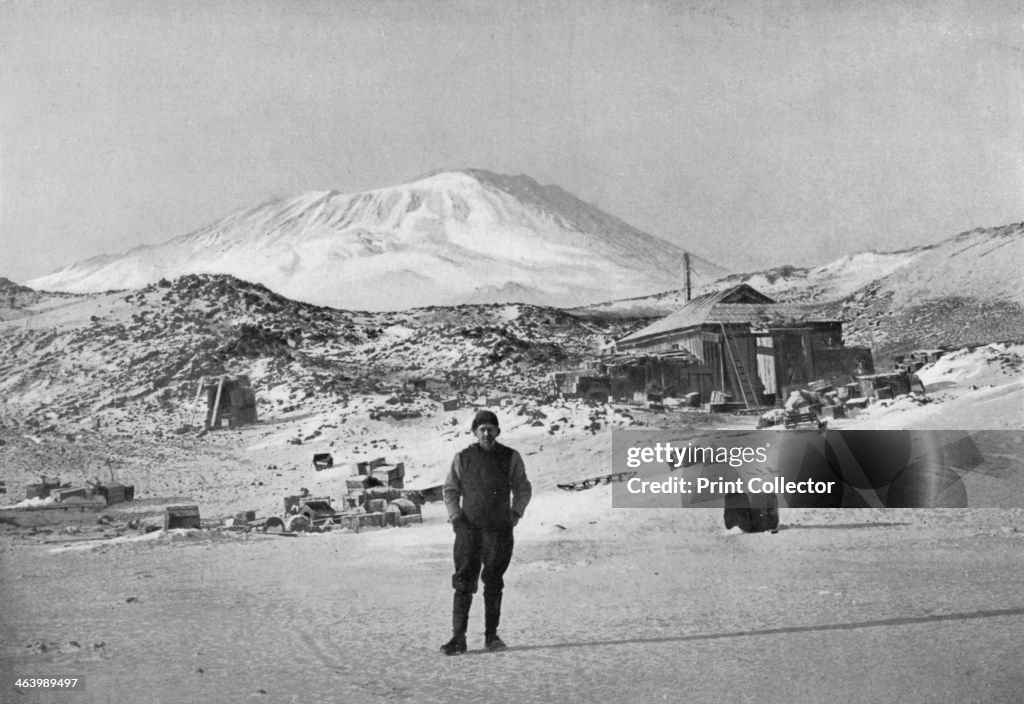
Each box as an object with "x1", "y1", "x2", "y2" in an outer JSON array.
[{"x1": 474, "y1": 424, "x2": 500, "y2": 450}]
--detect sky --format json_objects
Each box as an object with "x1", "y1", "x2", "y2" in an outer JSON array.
[{"x1": 1, "y1": 0, "x2": 1022, "y2": 283}]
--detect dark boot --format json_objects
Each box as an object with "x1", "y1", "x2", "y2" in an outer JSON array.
[
  {"x1": 440, "y1": 635, "x2": 466, "y2": 655},
  {"x1": 441, "y1": 592, "x2": 472, "y2": 655},
  {"x1": 484, "y1": 591, "x2": 506, "y2": 651}
]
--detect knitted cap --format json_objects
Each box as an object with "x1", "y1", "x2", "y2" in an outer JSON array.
[{"x1": 471, "y1": 410, "x2": 500, "y2": 431}]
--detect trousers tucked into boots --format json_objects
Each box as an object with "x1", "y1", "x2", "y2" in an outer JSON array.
[
  {"x1": 484, "y1": 590, "x2": 502, "y2": 637},
  {"x1": 450, "y1": 590, "x2": 503, "y2": 638},
  {"x1": 452, "y1": 591, "x2": 472, "y2": 637},
  {"x1": 450, "y1": 519, "x2": 515, "y2": 637}
]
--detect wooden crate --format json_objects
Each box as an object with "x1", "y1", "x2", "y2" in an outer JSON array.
[
  {"x1": 412, "y1": 485, "x2": 445, "y2": 503},
  {"x1": 346, "y1": 476, "x2": 372, "y2": 493},
  {"x1": 96, "y1": 483, "x2": 134, "y2": 505},
  {"x1": 335, "y1": 512, "x2": 385, "y2": 532},
  {"x1": 365, "y1": 486, "x2": 404, "y2": 502},
  {"x1": 370, "y1": 463, "x2": 405, "y2": 488},
  {"x1": 165, "y1": 505, "x2": 201, "y2": 530},
  {"x1": 356, "y1": 457, "x2": 387, "y2": 475},
  {"x1": 365, "y1": 498, "x2": 387, "y2": 513},
  {"x1": 51, "y1": 487, "x2": 90, "y2": 503},
  {"x1": 26, "y1": 478, "x2": 63, "y2": 500},
  {"x1": 360, "y1": 512, "x2": 384, "y2": 528}
]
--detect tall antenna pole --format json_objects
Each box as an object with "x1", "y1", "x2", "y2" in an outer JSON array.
[{"x1": 684, "y1": 252, "x2": 692, "y2": 302}]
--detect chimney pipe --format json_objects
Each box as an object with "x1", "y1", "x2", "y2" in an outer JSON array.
[{"x1": 684, "y1": 252, "x2": 692, "y2": 302}]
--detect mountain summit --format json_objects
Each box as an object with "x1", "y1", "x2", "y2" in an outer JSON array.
[{"x1": 27, "y1": 169, "x2": 724, "y2": 311}]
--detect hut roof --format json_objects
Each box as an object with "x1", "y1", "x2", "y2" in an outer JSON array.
[{"x1": 618, "y1": 284, "x2": 838, "y2": 344}]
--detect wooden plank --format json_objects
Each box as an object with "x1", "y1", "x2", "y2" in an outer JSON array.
[
  {"x1": 186, "y1": 379, "x2": 205, "y2": 428},
  {"x1": 209, "y1": 377, "x2": 225, "y2": 430}
]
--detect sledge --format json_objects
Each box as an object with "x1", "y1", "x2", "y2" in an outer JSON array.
[
  {"x1": 783, "y1": 410, "x2": 827, "y2": 430},
  {"x1": 557, "y1": 471, "x2": 637, "y2": 491}
]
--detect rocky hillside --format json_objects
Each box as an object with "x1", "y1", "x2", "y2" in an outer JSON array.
[
  {"x1": 0, "y1": 274, "x2": 647, "y2": 429},
  {"x1": 0, "y1": 276, "x2": 82, "y2": 321},
  {"x1": 824, "y1": 287, "x2": 1024, "y2": 364},
  {"x1": 818, "y1": 224, "x2": 1024, "y2": 361}
]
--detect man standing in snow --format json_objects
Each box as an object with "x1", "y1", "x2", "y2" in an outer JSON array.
[{"x1": 440, "y1": 409, "x2": 532, "y2": 655}]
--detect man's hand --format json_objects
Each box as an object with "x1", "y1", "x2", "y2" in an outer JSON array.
[
  {"x1": 511, "y1": 511, "x2": 521, "y2": 528},
  {"x1": 450, "y1": 510, "x2": 465, "y2": 532}
]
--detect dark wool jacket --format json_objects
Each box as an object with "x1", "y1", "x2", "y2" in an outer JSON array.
[{"x1": 443, "y1": 442, "x2": 532, "y2": 530}]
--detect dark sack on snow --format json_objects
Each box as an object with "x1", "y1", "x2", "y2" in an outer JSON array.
[{"x1": 723, "y1": 491, "x2": 779, "y2": 533}]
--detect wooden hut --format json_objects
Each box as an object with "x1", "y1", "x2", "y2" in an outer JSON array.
[
  {"x1": 613, "y1": 284, "x2": 872, "y2": 408},
  {"x1": 203, "y1": 375, "x2": 258, "y2": 430}
]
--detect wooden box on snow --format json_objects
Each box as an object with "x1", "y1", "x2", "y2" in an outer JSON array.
[
  {"x1": 365, "y1": 498, "x2": 387, "y2": 513},
  {"x1": 312, "y1": 453, "x2": 334, "y2": 470},
  {"x1": 165, "y1": 505, "x2": 201, "y2": 530},
  {"x1": 370, "y1": 463, "x2": 405, "y2": 488},
  {"x1": 356, "y1": 457, "x2": 387, "y2": 475},
  {"x1": 51, "y1": 487, "x2": 90, "y2": 503},
  {"x1": 346, "y1": 476, "x2": 372, "y2": 493},
  {"x1": 96, "y1": 483, "x2": 134, "y2": 505}
]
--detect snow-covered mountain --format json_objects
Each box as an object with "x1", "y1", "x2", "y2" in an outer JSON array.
[
  {"x1": 577, "y1": 222, "x2": 1024, "y2": 315},
  {"x1": 728, "y1": 223, "x2": 1024, "y2": 307},
  {"x1": 569, "y1": 221, "x2": 1024, "y2": 362},
  {"x1": 27, "y1": 170, "x2": 726, "y2": 311}
]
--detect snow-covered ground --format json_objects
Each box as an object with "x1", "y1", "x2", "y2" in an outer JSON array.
[
  {"x1": 3, "y1": 475, "x2": 1022, "y2": 704},
  {"x1": 841, "y1": 343, "x2": 1024, "y2": 430},
  {"x1": 2, "y1": 337, "x2": 1022, "y2": 703}
]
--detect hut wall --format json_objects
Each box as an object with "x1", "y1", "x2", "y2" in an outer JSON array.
[
  {"x1": 770, "y1": 323, "x2": 865, "y2": 401},
  {"x1": 675, "y1": 333, "x2": 705, "y2": 360},
  {"x1": 652, "y1": 359, "x2": 715, "y2": 399},
  {"x1": 608, "y1": 362, "x2": 715, "y2": 403},
  {"x1": 776, "y1": 333, "x2": 811, "y2": 389},
  {"x1": 617, "y1": 320, "x2": 857, "y2": 407},
  {"x1": 756, "y1": 335, "x2": 778, "y2": 396},
  {"x1": 703, "y1": 338, "x2": 724, "y2": 392},
  {"x1": 618, "y1": 331, "x2": 704, "y2": 358}
]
